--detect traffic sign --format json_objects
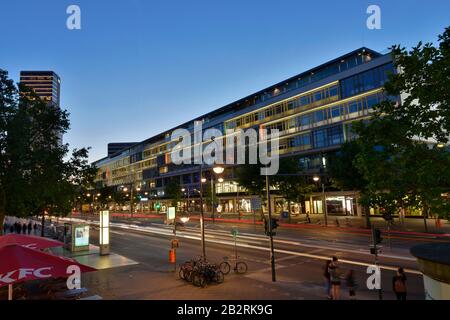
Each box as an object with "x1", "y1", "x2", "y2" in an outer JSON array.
[
  {"x1": 251, "y1": 198, "x2": 262, "y2": 210},
  {"x1": 231, "y1": 227, "x2": 239, "y2": 238},
  {"x1": 171, "y1": 239, "x2": 179, "y2": 249}
]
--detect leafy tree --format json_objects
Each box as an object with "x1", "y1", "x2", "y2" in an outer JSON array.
[
  {"x1": 0, "y1": 69, "x2": 95, "y2": 235},
  {"x1": 273, "y1": 157, "x2": 315, "y2": 220},
  {"x1": 0, "y1": 70, "x2": 18, "y2": 230},
  {"x1": 235, "y1": 164, "x2": 268, "y2": 198},
  {"x1": 377, "y1": 27, "x2": 450, "y2": 144},
  {"x1": 164, "y1": 179, "x2": 182, "y2": 208},
  {"x1": 327, "y1": 141, "x2": 372, "y2": 227},
  {"x1": 347, "y1": 28, "x2": 450, "y2": 226}
]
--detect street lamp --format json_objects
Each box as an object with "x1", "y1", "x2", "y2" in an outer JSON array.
[
  {"x1": 233, "y1": 182, "x2": 241, "y2": 220},
  {"x1": 211, "y1": 165, "x2": 225, "y2": 223},
  {"x1": 199, "y1": 165, "x2": 207, "y2": 260},
  {"x1": 213, "y1": 165, "x2": 225, "y2": 175},
  {"x1": 313, "y1": 176, "x2": 328, "y2": 227}
]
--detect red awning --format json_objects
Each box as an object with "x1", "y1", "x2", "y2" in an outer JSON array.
[
  {"x1": 0, "y1": 244, "x2": 97, "y2": 288},
  {"x1": 0, "y1": 234, "x2": 63, "y2": 250}
]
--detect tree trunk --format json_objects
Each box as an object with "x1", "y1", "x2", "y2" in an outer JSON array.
[
  {"x1": 41, "y1": 213, "x2": 45, "y2": 237},
  {"x1": 0, "y1": 212, "x2": 4, "y2": 236},
  {"x1": 423, "y1": 205, "x2": 429, "y2": 233},
  {"x1": 289, "y1": 202, "x2": 292, "y2": 224},
  {"x1": 0, "y1": 187, "x2": 5, "y2": 235},
  {"x1": 364, "y1": 206, "x2": 371, "y2": 229}
]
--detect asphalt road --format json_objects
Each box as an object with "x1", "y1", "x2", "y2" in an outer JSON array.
[{"x1": 57, "y1": 216, "x2": 431, "y2": 300}]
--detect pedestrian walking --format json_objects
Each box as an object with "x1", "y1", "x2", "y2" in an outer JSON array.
[
  {"x1": 3, "y1": 223, "x2": 8, "y2": 234},
  {"x1": 22, "y1": 223, "x2": 27, "y2": 234},
  {"x1": 328, "y1": 256, "x2": 341, "y2": 300},
  {"x1": 14, "y1": 222, "x2": 20, "y2": 233},
  {"x1": 27, "y1": 221, "x2": 32, "y2": 234},
  {"x1": 393, "y1": 267, "x2": 407, "y2": 300},
  {"x1": 323, "y1": 260, "x2": 332, "y2": 299},
  {"x1": 346, "y1": 269, "x2": 357, "y2": 300},
  {"x1": 306, "y1": 212, "x2": 311, "y2": 224},
  {"x1": 9, "y1": 224, "x2": 14, "y2": 234},
  {"x1": 33, "y1": 223, "x2": 37, "y2": 234}
]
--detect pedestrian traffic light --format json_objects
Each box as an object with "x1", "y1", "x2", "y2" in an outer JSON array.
[
  {"x1": 373, "y1": 228, "x2": 383, "y2": 245},
  {"x1": 264, "y1": 218, "x2": 279, "y2": 236},
  {"x1": 271, "y1": 218, "x2": 279, "y2": 231}
]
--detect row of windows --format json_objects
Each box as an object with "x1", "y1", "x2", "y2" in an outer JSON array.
[
  {"x1": 232, "y1": 52, "x2": 373, "y2": 110},
  {"x1": 341, "y1": 63, "x2": 394, "y2": 99},
  {"x1": 227, "y1": 84, "x2": 340, "y2": 130},
  {"x1": 143, "y1": 143, "x2": 170, "y2": 158},
  {"x1": 278, "y1": 124, "x2": 344, "y2": 154},
  {"x1": 265, "y1": 92, "x2": 385, "y2": 134}
]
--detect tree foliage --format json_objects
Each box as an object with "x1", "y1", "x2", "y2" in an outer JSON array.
[
  {"x1": 0, "y1": 69, "x2": 96, "y2": 232},
  {"x1": 330, "y1": 28, "x2": 450, "y2": 219},
  {"x1": 164, "y1": 179, "x2": 182, "y2": 207}
]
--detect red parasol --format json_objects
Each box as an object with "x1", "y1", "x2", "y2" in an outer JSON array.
[
  {"x1": 0, "y1": 234, "x2": 63, "y2": 250},
  {"x1": 0, "y1": 244, "x2": 97, "y2": 300}
]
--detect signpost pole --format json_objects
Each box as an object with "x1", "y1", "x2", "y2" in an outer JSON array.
[{"x1": 266, "y1": 175, "x2": 276, "y2": 282}]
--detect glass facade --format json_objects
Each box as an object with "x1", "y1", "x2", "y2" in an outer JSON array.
[{"x1": 93, "y1": 48, "x2": 397, "y2": 214}]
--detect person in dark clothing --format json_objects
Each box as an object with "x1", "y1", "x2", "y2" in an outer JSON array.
[
  {"x1": 393, "y1": 267, "x2": 407, "y2": 300},
  {"x1": 27, "y1": 222, "x2": 32, "y2": 234},
  {"x1": 3, "y1": 223, "x2": 8, "y2": 234},
  {"x1": 323, "y1": 260, "x2": 332, "y2": 299},
  {"x1": 22, "y1": 223, "x2": 27, "y2": 234},
  {"x1": 14, "y1": 222, "x2": 20, "y2": 233},
  {"x1": 33, "y1": 223, "x2": 37, "y2": 234},
  {"x1": 328, "y1": 256, "x2": 342, "y2": 300},
  {"x1": 9, "y1": 225, "x2": 14, "y2": 234},
  {"x1": 346, "y1": 269, "x2": 357, "y2": 300}
]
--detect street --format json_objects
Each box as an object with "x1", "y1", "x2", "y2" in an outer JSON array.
[{"x1": 60, "y1": 215, "x2": 432, "y2": 300}]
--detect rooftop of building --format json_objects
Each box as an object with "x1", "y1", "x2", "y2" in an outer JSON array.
[{"x1": 93, "y1": 47, "x2": 387, "y2": 165}]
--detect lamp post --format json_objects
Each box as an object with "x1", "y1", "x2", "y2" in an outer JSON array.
[
  {"x1": 234, "y1": 182, "x2": 240, "y2": 220},
  {"x1": 266, "y1": 175, "x2": 276, "y2": 282},
  {"x1": 211, "y1": 165, "x2": 225, "y2": 223},
  {"x1": 199, "y1": 165, "x2": 207, "y2": 261},
  {"x1": 313, "y1": 176, "x2": 328, "y2": 227}
]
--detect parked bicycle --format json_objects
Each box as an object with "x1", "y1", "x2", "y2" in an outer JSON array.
[
  {"x1": 219, "y1": 256, "x2": 248, "y2": 275},
  {"x1": 191, "y1": 261, "x2": 224, "y2": 288},
  {"x1": 179, "y1": 257, "x2": 224, "y2": 288}
]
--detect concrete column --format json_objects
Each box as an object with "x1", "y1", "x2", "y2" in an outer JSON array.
[{"x1": 411, "y1": 244, "x2": 450, "y2": 300}]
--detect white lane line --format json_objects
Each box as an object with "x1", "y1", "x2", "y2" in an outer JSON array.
[{"x1": 156, "y1": 223, "x2": 416, "y2": 262}]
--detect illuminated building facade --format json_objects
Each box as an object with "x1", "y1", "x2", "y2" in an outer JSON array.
[{"x1": 93, "y1": 48, "x2": 398, "y2": 217}]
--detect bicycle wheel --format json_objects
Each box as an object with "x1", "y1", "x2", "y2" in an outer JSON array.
[
  {"x1": 187, "y1": 269, "x2": 195, "y2": 282},
  {"x1": 193, "y1": 272, "x2": 206, "y2": 288},
  {"x1": 219, "y1": 262, "x2": 231, "y2": 275},
  {"x1": 200, "y1": 275, "x2": 207, "y2": 288},
  {"x1": 215, "y1": 270, "x2": 225, "y2": 284},
  {"x1": 179, "y1": 268, "x2": 185, "y2": 280},
  {"x1": 235, "y1": 262, "x2": 248, "y2": 274}
]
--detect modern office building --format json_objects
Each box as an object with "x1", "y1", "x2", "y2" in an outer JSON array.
[
  {"x1": 93, "y1": 48, "x2": 398, "y2": 217},
  {"x1": 20, "y1": 71, "x2": 63, "y2": 144},
  {"x1": 20, "y1": 71, "x2": 61, "y2": 107},
  {"x1": 108, "y1": 143, "x2": 139, "y2": 157}
]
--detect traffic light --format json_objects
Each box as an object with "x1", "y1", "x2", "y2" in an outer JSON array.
[
  {"x1": 373, "y1": 228, "x2": 383, "y2": 245},
  {"x1": 271, "y1": 218, "x2": 279, "y2": 231},
  {"x1": 264, "y1": 218, "x2": 279, "y2": 236}
]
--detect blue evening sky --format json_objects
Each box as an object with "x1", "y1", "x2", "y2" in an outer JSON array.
[{"x1": 1, "y1": 0, "x2": 448, "y2": 162}]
